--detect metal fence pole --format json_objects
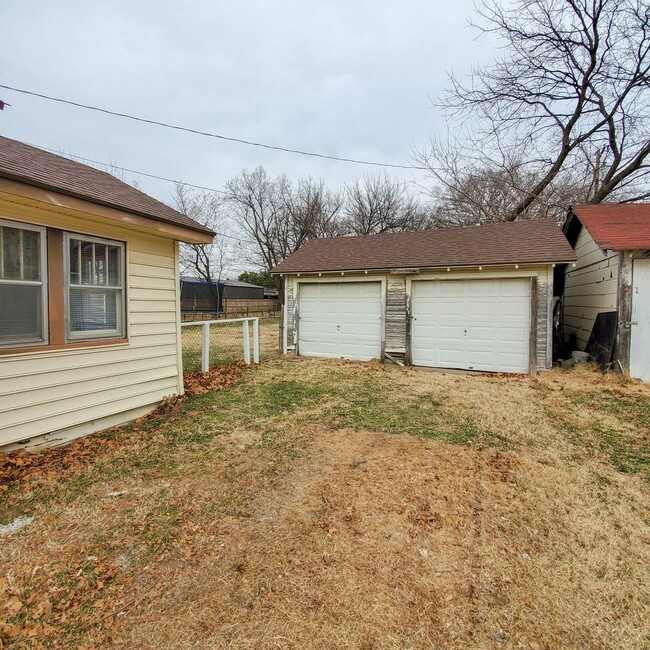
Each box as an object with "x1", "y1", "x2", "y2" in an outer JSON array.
[
  {"x1": 253, "y1": 318, "x2": 260, "y2": 363},
  {"x1": 202, "y1": 322, "x2": 210, "y2": 372},
  {"x1": 242, "y1": 320, "x2": 251, "y2": 364}
]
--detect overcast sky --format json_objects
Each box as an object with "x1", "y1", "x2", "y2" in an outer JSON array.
[{"x1": 1, "y1": 0, "x2": 494, "y2": 206}]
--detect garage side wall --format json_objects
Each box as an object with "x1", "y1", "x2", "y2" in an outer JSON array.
[{"x1": 564, "y1": 227, "x2": 620, "y2": 350}]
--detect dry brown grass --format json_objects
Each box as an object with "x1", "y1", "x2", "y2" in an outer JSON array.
[{"x1": 1, "y1": 359, "x2": 649, "y2": 649}]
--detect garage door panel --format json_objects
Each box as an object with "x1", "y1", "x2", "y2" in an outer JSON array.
[
  {"x1": 298, "y1": 282, "x2": 382, "y2": 362},
  {"x1": 411, "y1": 279, "x2": 530, "y2": 373}
]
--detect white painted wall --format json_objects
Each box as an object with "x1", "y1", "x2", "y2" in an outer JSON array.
[
  {"x1": 564, "y1": 227, "x2": 620, "y2": 349},
  {"x1": 0, "y1": 196, "x2": 183, "y2": 448}
]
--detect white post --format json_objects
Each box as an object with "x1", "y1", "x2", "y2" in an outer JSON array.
[
  {"x1": 253, "y1": 318, "x2": 260, "y2": 363},
  {"x1": 242, "y1": 320, "x2": 251, "y2": 364},
  {"x1": 201, "y1": 322, "x2": 210, "y2": 372}
]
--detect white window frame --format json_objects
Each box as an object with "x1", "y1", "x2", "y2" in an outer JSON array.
[
  {"x1": 63, "y1": 232, "x2": 126, "y2": 342},
  {"x1": 0, "y1": 217, "x2": 48, "y2": 348}
]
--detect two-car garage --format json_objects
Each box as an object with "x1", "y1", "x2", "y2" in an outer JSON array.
[
  {"x1": 274, "y1": 219, "x2": 578, "y2": 374},
  {"x1": 296, "y1": 278, "x2": 532, "y2": 373}
]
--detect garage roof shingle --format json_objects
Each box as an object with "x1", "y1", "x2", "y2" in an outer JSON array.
[
  {"x1": 0, "y1": 136, "x2": 214, "y2": 237},
  {"x1": 271, "y1": 218, "x2": 576, "y2": 273}
]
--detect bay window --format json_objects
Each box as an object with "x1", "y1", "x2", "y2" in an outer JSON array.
[{"x1": 0, "y1": 219, "x2": 47, "y2": 347}]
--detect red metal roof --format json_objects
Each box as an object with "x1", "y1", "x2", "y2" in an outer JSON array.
[
  {"x1": 0, "y1": 136, "x2": 214, "y2": 238},
  {"x1": 271, "y1": 219, "x2": 576, "y2": 274},
  {"x1": 570, "y1": 204, "x2": 650, "y2": 251}
]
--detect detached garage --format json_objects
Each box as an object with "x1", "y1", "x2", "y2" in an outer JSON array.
[{"x1": 272, "y1": 219, "x2": 576, "y2": 374}]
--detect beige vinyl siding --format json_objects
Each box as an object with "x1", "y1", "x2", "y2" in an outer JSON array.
[
  {"x1": 0, "y1": 196, "x2": 183, "y2": 447},
  {"x1": 564, "y1": 227, "x2": 620, "y2": 349},
  {"x1": 284, "y1": 265, "x2": 554, "y2": 371}
]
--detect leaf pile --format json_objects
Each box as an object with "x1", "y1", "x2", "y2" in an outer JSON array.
[
  {"x1": 183, "y1": 362, "x2": 246, "y2": 395},
  {"x1": 0, "y1": 400, "x2": 186, "y2": 493},
  {"x1": 1, "y1": 555, "x2": 132, "y2": 648}
]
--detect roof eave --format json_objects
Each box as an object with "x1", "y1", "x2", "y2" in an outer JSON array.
[
  {"x1": 0, "y1": 175, "x2": 215, "y2": 244},
  {"x1": 0, "y1": 171, "x2": 215, "y2": 240},
  {"x1": 271, "y1": 259, "x2": 576, "y2": 275}
]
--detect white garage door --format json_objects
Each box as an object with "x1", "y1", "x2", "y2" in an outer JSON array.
[
  {"x1": 411, "y1": 279, "x2": 531, "y2": 373},
  {"x1": 298, "y1": 282, "x2": 382, "y2": 361},
  {"x1": 630, "y1": 258, "x2": 650, "y2": 382}
]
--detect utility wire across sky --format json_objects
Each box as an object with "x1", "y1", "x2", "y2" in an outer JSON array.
[
  {"x1": 0, "y1": 84, "x2": 426, "y2": 171},
  {"x1": 16, "y1": 140, "x2": 248, "y2": 244}
]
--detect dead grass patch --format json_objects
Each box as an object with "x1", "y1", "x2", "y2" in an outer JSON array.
[{"x1": 1, "y1": 358, "x2": 649, "y2": 648}]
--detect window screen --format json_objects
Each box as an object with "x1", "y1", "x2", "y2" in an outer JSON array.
[
  {"x1": 66, "y1": 235, "x2": 125, "y2": 340},
  {"x1": 0, "y1": 220, "x2": 47, "y2": 346}
]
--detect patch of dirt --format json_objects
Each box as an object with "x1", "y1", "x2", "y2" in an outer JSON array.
[{"x1": 117, "y1": 426, "x2": 650, "y2": 650}]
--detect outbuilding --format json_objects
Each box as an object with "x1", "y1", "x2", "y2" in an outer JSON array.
[
  {"x1": 562, "y1": 204, "x2": 650, "y2": 381},
  {"x1": 180, "y1": 277, "x2": 265, "y2": 314},
  {"x1": 0, "y1": 136, "x2": 214, "y2": 448},
  {"x1": 271, "y1": 219, "x2": 576, "y2": 374}
]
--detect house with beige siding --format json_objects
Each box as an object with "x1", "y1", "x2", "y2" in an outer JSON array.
[
  {"x1": 563, "y1": 204, "x2": 650, "y2": 381},
  {"x1": 0, "y1": 136, "x2": 214, "y2": 449},
  {"x1": 271, "y1": 220, "x2": 576, "y2": 374}
]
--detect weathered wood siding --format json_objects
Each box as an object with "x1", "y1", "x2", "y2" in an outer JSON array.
[
  {"x1": 385, "y1": 277, "x2": 407, "y2": 353},
  {"x1": 536, "y1": 267, "x2": 553, "y2": 370},
  {"x1": 0, "y1": 195, "x2": 183, "y2": 448},
  {"x1": 564, "y1": 227, "x2": 620, "y2": 349},
  {"x1": 285, "y1": 279, "x2": 296, "y2": 350}
]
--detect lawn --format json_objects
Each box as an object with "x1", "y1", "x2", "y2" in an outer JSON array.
[{"x1": 1, "y1": 359, "x2": 649, "y2": 648}]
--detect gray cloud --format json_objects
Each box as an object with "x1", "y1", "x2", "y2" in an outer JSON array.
[{"x1": 1, "y1": 0, "x2": 490, "y2": 203}]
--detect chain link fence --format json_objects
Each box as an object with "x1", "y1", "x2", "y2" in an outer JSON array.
[{"x1": 181, "y1": 317, "x2": 281, "y2": 372}]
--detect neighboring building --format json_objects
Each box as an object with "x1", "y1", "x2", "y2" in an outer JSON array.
[
  {"x1": 563, "y1": 204, "x2": 650, "y2": 381},
  {"x1": 180, "y1": 278, "x2": 265, "y2": 313},
  {"x1": 0, "y1": 136, "x2": 214, "y2": 448},
  {"x1": 271, "y1": 219, "x2": 576, "y2": 374}
]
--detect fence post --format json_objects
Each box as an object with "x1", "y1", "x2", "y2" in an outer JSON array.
[
  {"x1": 253, "y1": 318, "x2": 260, "y2": 363},
  {"x1": 242, "y1": 320, "x2": 251, "y2": 364},
  {"x1": 201, "y1": 322, "x2": 210, "y2": 372}
]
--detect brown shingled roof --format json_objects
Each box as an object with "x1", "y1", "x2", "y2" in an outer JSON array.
[
  {"x1": 569, "y1": 204, "x2": 650, "y2": 251},
  {"x1": 271, "y1": 219, "x2": 576, "y2": 273},
  {"x1": 0, "y1": 136, "x2": 214, "y2": 237}
]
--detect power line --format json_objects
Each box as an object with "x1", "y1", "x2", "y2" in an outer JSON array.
[
  {"x1": 18, "y1": 139, "x2": 248, "y2": 244},
  {"x1": 1, "y1": 84, "x2": 426, "y2": 171},
  {"x1": 21, "y1": 140, "x2": 230, "y2": 195}
]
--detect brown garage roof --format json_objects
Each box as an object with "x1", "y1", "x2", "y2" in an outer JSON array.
[
  {"x1": 0, "y1": 136, "x2": 214, "y2": 237},
  {"x1": 569, "y1": 204, "x2": 650, "y2": 251},
  {"x1": 271, "y1": 219, "x2": 576, "y2": 273}
]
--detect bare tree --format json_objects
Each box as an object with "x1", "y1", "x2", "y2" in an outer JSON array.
[
  {"x1": 226, "y1": 167, "x2": 345, "y2": 271},
  {"x1": 173, "y1": 183, "x2": 234, "y2": 283},
  {"x1": 416, "y1": 0, "x2": 650, "y2": 222},
  {"x1": 424, "y1": 153, "x2": 593, "y2": 227},
  {"x1": 344, "y1": 175, "x2": 432, "y2": 235}
]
